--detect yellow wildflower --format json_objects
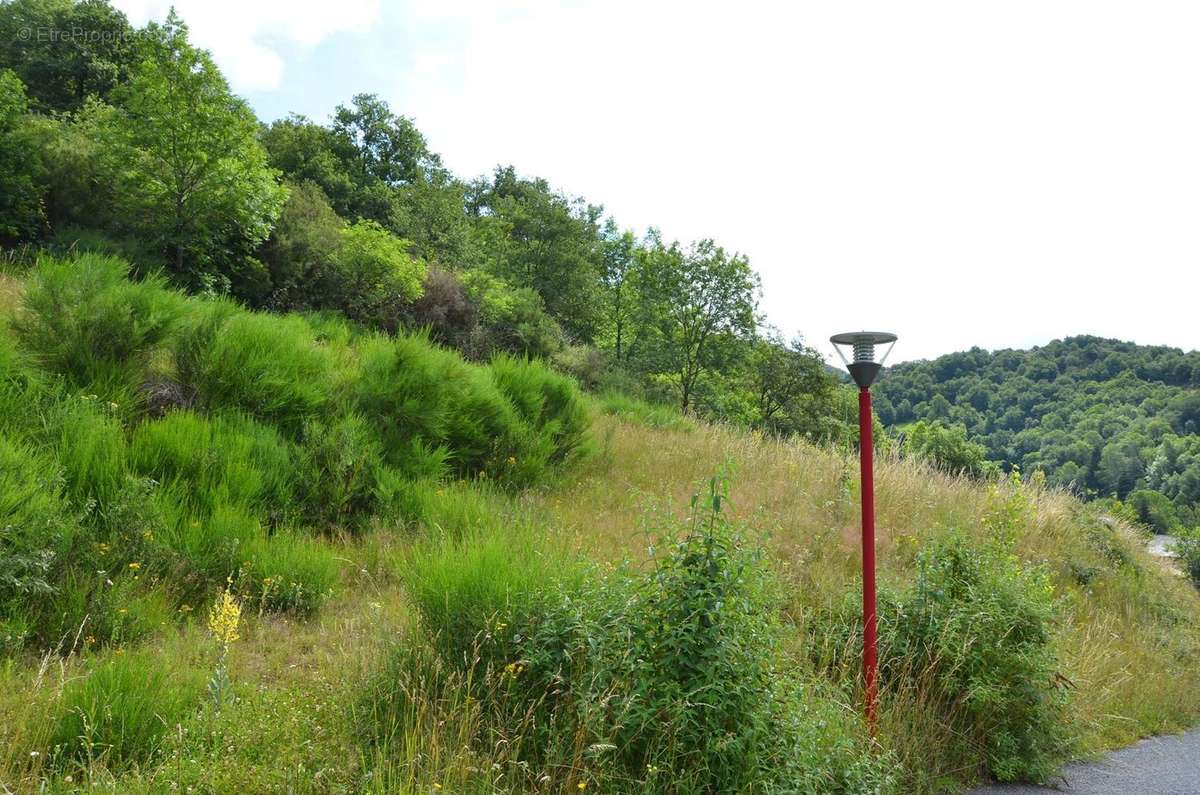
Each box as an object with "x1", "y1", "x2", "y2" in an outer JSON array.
[
  {"x1": 577, "y1": 782, "x2": 587, "y2": 791},
  {"x1": 208, "y1": 588, "x2": 242, "y2": 646},
  {"x1": 128, "y1": 562, "x2": 141, "y2": 570}
]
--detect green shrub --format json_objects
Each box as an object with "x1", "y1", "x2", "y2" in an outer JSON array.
[
  {"x1": 550, "y1": 343, "x2": 609, "y2": 390},
  {"x1": 594, "y1": 475, "x2": 779, "y2": 792},
  {"x1": 0, "y1": 400, "x2": 166, "y2": 649},
  {"x1": 51, "y1": 396, "x2": 130, "y2": 512},
  {"x1": 490, "y1": 354, "x2": 590, "y2": 476},
  {"x1": 353, "y1": 334, "x2": 590, "y2": 487},
  {"x1": 147, "y1": 497, "x2": 336, "y2": 615},
  {"x1": 173, "y1": 301, "x2": 335, "y2": 435},
  {"x1": 813, "y1": 530, "x2": 1070, "y2": 783},
  {"x1": 295, "y1": 413, "x2": 383, "y2": 532},
  {"x1": 13, "y1": 253, "x2": 183, "y2": 396},
  {"x1": 403, "y1": 266, "x2": 479, "y2": 352},
  {"x1": 387, "y1": 475, "x2": 888, "y2": 793},
  {"x1": 130, "y1": 411, "x2": 295, "y2": 520},
  {"x1": 42, "y1": 572, "x2": 172, "y2": 652},
  {"x1": 903, "y1": 420, "x2": 997, "y2": 479},
  {"x1": 1128, "y1": 489, "x2": 1182, "y2": 534},
  {"x1": 0, "y1": 70, "x2": 46, "y2": 245},
  {"x1": 1172, "y1": 526, "x2": 1200, "y2": 586},
  {"x1": 154, "y1": 500, "x2": 262, "y2": 590},
  {"x1": 327, "y1": 220, "x2": 426, "y2": 330},
  {"x1": 900, "y1": 534, "x2": 1069, "y2": 781},
  {"x1": 766, "y1": 678, "x2": 897, "y2": 794},
  {"x1": 353, "y1": 333, "x2": 519, "y2": 480},
  {"x1": 460, "y1": 269, "x2": 563, "y2": 359},
  {"x1": 259, "y1": 180, "x2": 345, "y2": 309},
  {"x1": 403, "y1": 526, "x2": 560, "y2": 664},
  {"x1": 49, "y1": 647, "x2": 203, "y2": 769}
]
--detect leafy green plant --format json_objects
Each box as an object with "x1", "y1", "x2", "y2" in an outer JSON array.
[
  {"x1": 812, "y1": 526, "x2": 1071, "y2": 783},
  {"x1": 903, "y1": 420, "x2": 997, "y2": 479},
  {"x1": 388, "y1": 474, "x2": 887, "y2": 793},
  {"x1": 1172, "y1": 527, "x2": 1200, "y2": 586},
  {"x1": 901, "y1": 534, "x2": 1069, "y2": 782},
  {"x1": 327, "y1": 219, "x2": 426, "y2": 329}
]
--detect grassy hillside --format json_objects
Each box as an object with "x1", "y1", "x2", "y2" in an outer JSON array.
[{"x1": 0, "y1": 258, "x2": 1198, "y2": 793}]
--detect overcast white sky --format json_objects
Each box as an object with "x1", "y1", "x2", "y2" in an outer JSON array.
[{"x1": 114, "y1": 1, "x2": 1200, "y2": 363}]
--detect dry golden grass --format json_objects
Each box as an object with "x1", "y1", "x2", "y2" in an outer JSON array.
[{"x1": 530, "y1": 415, "x2": 1200, "y2": 772}]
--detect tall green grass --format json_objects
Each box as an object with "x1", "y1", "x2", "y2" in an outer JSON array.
[
  {"x1": 130, "y1": 411, "x2": 296, "y2": 519},
  {"x1": 173, "y1": 302, "x2": 337, "y2": 435},
  {"x1": 0, "y1": 434, "x2": 77, "y2": 650},
  {"x1": 13, "y1": 254, "x2": 183, "y2": 400},
  {"x1": 49, "y1": 647, "x2": 204, "y2": 770}
]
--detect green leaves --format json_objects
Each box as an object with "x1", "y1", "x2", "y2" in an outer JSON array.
[
  {"x1": 97, "y1": 11, "x2": 285, "y2": 291},
  {"x1": 0, "y1": 68, "x2": 45, "y2": 243}
]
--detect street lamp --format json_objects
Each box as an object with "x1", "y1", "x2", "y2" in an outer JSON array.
[{"x1": 830, "y1": 331, "x2": 897, "y2": 736}]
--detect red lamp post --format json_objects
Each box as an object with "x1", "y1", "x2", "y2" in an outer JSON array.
[{"x1": 830, "y1": 331, "x2": 897, "y2": 737}]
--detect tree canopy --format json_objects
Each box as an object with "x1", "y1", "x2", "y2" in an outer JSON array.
[{"x1": 875, "y1": 335, "x2": 1200, "y2": 526}]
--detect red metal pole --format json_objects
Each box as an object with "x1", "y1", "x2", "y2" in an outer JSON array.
[{"x1": 858, "y1": 386, "x2": 878, "y2": 737}]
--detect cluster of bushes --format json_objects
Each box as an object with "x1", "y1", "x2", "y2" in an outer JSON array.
[
  {"x1": 900, "y1": 419, "x2": 999, "y2": 479},
  {"x1": 363, "y1": 475, "x2": 891, "y2": 793},
  {"x1": 809, "y1": 478, "x2": 1072, "y2": 784},
  {"x1": 0, "y1": 252, "x2": 591, "y2": 652}
]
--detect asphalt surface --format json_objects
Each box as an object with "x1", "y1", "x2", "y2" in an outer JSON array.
[{"x1": 969, "y1": 729, "x2": 1200, "y2": 794}]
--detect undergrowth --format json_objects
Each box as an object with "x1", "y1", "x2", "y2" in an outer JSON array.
[{"x1": 0, "y1": 253, "x2": 1197, "y2": 793}]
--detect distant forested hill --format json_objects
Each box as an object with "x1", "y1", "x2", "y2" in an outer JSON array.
[{"x1": 874, "y1": 335, "x2": 1200, "y2": 529}]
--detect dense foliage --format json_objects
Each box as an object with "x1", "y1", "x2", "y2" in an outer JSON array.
[
  {"x1": 0, "y1": 252, "x2": 591, "y2": 649},
  {"x1": 373, "y1": 475, "x2": 892, "y2": 793},
  {"x1": 877, "y1": 336, "x2": 1200, "y2": 527},
  {"x1": 2, "y1": 3, "x2": 1198, "y2": 791},
  {"x1": 0, "y1": 0, "x2": 850, "y2": 444}
]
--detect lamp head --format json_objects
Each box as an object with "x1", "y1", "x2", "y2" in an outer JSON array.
[{"x1": 830, "y1": 331, "x2": 898, "y2": 389}]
